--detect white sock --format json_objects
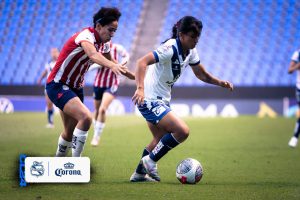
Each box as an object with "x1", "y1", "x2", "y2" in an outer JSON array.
[
  {"x1": 56, "y1": 135, "x2": 72, "y2": 157},
  {"x1": 72, "y1": 128, "x2": 88, "y2": 157},
  {"x1": 93, "y1": 121, "x2": 105, "y2": 138}
]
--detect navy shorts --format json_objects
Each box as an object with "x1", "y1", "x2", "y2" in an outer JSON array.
[
  {"x1": 46, "y1": 81, "x2": 84, "y2": 111},
  {"x1": 93, "y1": 86, "x2": 117, "y2": 100},
  {"x1": 138, "y1": 100, "x2": 171, "y2": 125}
]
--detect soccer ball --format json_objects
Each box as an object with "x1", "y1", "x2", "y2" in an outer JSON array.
[{"x1": 176, "y1": 158, "x2": 203, "y2": 184}]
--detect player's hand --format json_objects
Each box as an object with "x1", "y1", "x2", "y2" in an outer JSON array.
[
  {"x1": 132, "y1": 88, "x2": 144, "y2": 105},
  {"x1": 221, "y1": 81, "x2": 234, "y2": 91},
  {"x1": 111, "y1": 62, "x2": 127, "y2": 75}
]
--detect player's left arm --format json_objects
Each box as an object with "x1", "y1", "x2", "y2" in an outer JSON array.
[
  {"x1": 191, "y1": 63, "x2": 233, "y2": 91},
  {"x1": 288, "y1": 61, "x2": 300, "y2": 74},
  {"x1": 121, "y1": 66, "x2": 135, "y2": 80},
  {"x1": 103, "y1": 52, "x2": 134, "y2": 79}
]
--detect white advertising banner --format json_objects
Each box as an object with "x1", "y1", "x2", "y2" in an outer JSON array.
[{"x1": 24, "y1": 157, "x2": 90, "y2": 183}]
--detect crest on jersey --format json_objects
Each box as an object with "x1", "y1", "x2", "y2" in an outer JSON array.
[
  {"x1": 94, "y1": 43, "x2": 99, "y2": 51},
  {"x1": 157, "y1": 45, "x2": 172, "y2": 55}
]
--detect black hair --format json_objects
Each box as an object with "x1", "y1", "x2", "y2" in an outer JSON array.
[
  {"x1": 93, "y1": 7, "x2": 121, "y2": 28},
  {"x1": 171, "y1": 16, "x2": 203, "y2": 39}
]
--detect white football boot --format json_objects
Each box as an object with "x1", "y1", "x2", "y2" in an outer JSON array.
[
  {"x1": 46, "y1": 123, "x2": 54, "y2": 128},
  {"x1": 129, "y1": 172, "x2": 157, "y2": 182},
  {"x1": 142, "y1": 155, "x2": 161, "y2": 181},
  {"x1": 91, "y1": 136, "x2": 100, "y2": 146},
  {"x1": 288, "y1": 136, "x2": 298, "y2": 148}
]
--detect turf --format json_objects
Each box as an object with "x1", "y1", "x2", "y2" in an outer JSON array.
[{"x1": 0, "y1": 113, "x2": 300, "y2": 200}]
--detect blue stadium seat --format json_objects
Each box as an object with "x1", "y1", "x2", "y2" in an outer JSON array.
[
  {"x1": 157, "y1": 0, "x2": 300, "y2": 86},
  {"x1": 0, "y1": 0, "x2": 298, "y2": 86},
  {"x1": 0, "y1": 0, "x2": 143, "y2": 85}
]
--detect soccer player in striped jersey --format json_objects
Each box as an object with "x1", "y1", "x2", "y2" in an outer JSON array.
[
  {"x1": 90, "y1": 42, "x2": 135, "y2": 146},
  {"x1": 130, "y1": 16, "x2": 233, "y2": 182},
  {"x1": 46, "y1": 7, "x2": 128, "y2": 157},
  {"x1": 288, "y1": 49, "x2": 300, "y2": 147},
  {"x1": 37, "y1": 48, "x2": 59, "y2": 128}
]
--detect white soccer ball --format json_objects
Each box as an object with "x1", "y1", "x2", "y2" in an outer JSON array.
[{"x1": 176, "y1": 158, "x2": 203, "y2": 184}]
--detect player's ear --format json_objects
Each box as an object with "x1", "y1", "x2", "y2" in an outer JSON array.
[
  {"x1": 178, "y1": 32, "x2": 183, "y2": 39},
  {"x1": 95, "y1": 23, "x2": 102, "y2": 30}
]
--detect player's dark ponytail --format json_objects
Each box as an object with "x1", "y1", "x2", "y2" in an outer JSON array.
[{"x1": 163, "y1": 16, "x2": 203, "y2": 43}]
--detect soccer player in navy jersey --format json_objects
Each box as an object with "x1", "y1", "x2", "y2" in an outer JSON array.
[
  {"x1": 46, "y1": 7, "x2": 128, "y2": 157},
  {"x1": 130, "y1": 16, "x2": 233, "y2": 182},
  {"x1": 89, "y1": 42, "x2": 135, "y2": 146},
  {"x1": 288, "y1": 49, "x2": 300, "y2": 147},
  {"x1": 37, "y1": 48, "x2": 59, "y2": 128}
]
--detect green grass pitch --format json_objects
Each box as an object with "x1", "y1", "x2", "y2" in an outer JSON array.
[{"x1": 0, "y1": 113, "x2": 300, "y2": 200}]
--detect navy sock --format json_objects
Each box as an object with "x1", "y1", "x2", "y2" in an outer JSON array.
[
  {"x1": 48, "y1": 109, "x2": 54, "y2": 124},
  {"x1": 135, "y1": 148, "x2": 149, "y2": 174},
  {"x1": 293, "y1": 118, "x2": 300, "y2": 138},
  {"x1": 149, "y1": 133, "x2": 180, "y2": 162}
]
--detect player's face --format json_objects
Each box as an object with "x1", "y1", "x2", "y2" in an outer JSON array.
[
  {"x1": 97, "y1": 21, "x2": 118, "y2": 43},
  {"x1": 181, "y1": 31, "x2": 199, "y2": 50},
  {"x1": 50, "y1": 48, "x2": 59, "y2": 60}
]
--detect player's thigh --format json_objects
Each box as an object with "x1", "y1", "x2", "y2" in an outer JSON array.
[
  {"x1": 63, "y1": 97, "x2": 91, "y2": 121},
  {"x1": 147, "y1": 121, "x2": 166, "y2": 140},
  {"x1": 157, "y1": 111, "x2": 189, "y2": 135}
]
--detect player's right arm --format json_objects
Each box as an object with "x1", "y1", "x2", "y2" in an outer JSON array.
[
  {"x1": 288, "y1": 61, "x2": 300, "y2": 74},
  {"x1": 81, "y1": 41, "x2": 126, "y2": 75},
  {"x1": 132, "y1": 52, "x2": 156, "y2": 105}
]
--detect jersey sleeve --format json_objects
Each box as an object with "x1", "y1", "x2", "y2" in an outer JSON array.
[
  {"x1": 153, "y1": 43, "x2": 174, "y2": 63},
  {"x1": 45, "y1": 62, "x2": 50, "y2": 71},
  {"x1": 74, "y1": 29, "x2": 95, "y2": 45},
  {"x1": 291, "y1": 50, "x2": 300, "y2": 62},
  {"x1": 189, "y1": 48, "x2": 200, "y2": 65}
]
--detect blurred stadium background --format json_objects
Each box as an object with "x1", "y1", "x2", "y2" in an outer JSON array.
[
  {"x1": 0, "y1": 0, "x2": 300, "y2": 116},
  {"x1": 1, "y1": 1, "x2": 300, "y2": 199}
]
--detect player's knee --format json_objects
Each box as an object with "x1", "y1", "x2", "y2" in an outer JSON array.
[
  {"x1": 81, "y1": 112, "x2": 92, "y2": 127},
  {"x1": 180, "y1": 126, "x2": 190, "y2": 140},
  {"x1": 99, "y1": 107, "x2": 107, "y2": 115}
]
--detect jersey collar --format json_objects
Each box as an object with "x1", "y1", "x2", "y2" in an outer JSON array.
[
  {"x1": 176, "y1": 37, "x2": 189, "y2": 60},
  {"x1": 89, "y1": 27, "x2": 102, "y2": 44}
]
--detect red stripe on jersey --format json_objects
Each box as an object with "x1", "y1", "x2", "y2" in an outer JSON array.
[
  {"x1": 94, "y1": 68, "x2": 103, "y2": 87},
  {"x1": 68, "y1": 56, "x2": 89, "y2": 87},
  {"x1": 60, "y1": 50, "x2": 86, "y2": 85},
  {"x1": 108, "y1": 71, "x2": 115, "y2": 87},
  {"x1": 102, "y1": 68, "x2": 110, "y2": 87},
  {"x1": 114, "y1": 47, "x2": 117, "y2": 60}
]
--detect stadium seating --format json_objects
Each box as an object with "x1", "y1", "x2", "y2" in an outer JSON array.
[
  {"x1": 158, "y1": 0, "x2": 300, "y2": 86},
  {"x1": 0, "y1": 0, "x2": 299, "y2": 86},
  {"x1": 0, "y1": 0, "x2": 143, "y2": 85}
]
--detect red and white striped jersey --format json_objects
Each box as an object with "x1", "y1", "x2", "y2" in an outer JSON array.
[
  {"x1": 93, "y1": 42, "x2": 129, "y2": 88},
  {"x1": 47, "y1": 27, "x2": 110, "y2": 88}
]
